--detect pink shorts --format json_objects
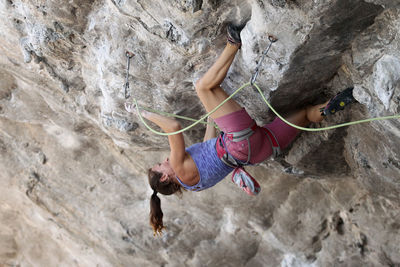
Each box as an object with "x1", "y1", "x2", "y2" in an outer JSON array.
[{"x1": 214, "y1": 108, "x2": 299, "y2": 164}]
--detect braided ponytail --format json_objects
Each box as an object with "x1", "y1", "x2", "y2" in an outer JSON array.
[
  {"x1": 149, "y1": 190, "x2": 164, "y2": 235},
  {"x1": 148, "y1": 169, "x2": 182, "y2": 236}
]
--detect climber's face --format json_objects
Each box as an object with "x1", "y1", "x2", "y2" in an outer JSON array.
[{"x1": 151, "y1": 158, "x2": 175, "y2": 182}]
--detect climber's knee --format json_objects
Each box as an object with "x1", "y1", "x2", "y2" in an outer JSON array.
[
  {"x1": 195, "y1": 77, "x2": 216, "y2": 95},
  {"x1": 306, "y1": 105, "x2": 324, "y2": 123},
  {"x1": 305, "y1": 106, "x2": 314, "y2": 122},
  {"x1": 195, "y1": 78, "x2": 207, "y2": 94}
]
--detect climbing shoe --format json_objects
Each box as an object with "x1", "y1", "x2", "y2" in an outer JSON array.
[
  {"x1": 227, "y1": 23, "x2": 245, "y2": 48},
  {"x1": 231, "y1": 167, "x2": 261, "y2": 196},
  {"x1": 321, "y1": 87, "x2": 355, "y2": 116}
]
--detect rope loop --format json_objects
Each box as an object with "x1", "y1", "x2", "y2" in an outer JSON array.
[
  {"x1": 133, "y1": 82, "x2": 400, "y2": 136},
  {"x1": 122, "y1": 44, "x2": 399, "y2": 137}
]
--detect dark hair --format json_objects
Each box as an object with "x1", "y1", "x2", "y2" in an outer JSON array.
[{"x1": 148, "y1": 168, "x2": 182, "y2": 235}]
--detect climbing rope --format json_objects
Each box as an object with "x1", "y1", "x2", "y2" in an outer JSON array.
[
  {"x1": 252, "y1": 83, "x2": 400, "y2": 131},
  {"x1": 123, "y1": 40, "x2": 400, "y2": 136},
  {"x1": 123, "y1": 50, "x2": 214, "y2": 127},
  {"x1": 131, "y1": 82, "x2": 400, "y2": 135}
]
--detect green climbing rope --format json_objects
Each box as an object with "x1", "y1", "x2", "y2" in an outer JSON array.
[
  {"x1": 132, "y1": 82, "x2": 400, "y2": 136},
  {"x1": 253, "y1": 83, "x2": 400, "y2": 131},
  {"x1": 139, "y1": 106, "x2": 214, "y2": 126}
]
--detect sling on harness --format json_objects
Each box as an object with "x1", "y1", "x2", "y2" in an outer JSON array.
[{"x1": 215, "y1": 122, "x2": 281, "y2": 196}]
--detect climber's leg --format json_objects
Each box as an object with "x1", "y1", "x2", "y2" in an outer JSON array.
[
  {"x1": 284, "y1": 101, "x2": 329, "y2": 127},
  {"x1": 306, "y1": 102, "x2": 329, "y2": 123},
  {"x1": 261, "y1": 102, "x2": 329, "y2": 153},
  {"x1": 195, "y1": 43, "x2": 242, "y2": 119},
  {"x1": 287, "y1": 87, "x2": 356, "y2": 126}
]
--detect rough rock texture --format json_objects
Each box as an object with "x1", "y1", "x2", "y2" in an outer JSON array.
[{"x1": 1, "y1": 0, "x2": 400, "y2": 266}]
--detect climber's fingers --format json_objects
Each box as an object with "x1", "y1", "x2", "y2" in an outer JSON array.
[{"x1": 125, "y1": 102, "x2": 137, "y2": 114}]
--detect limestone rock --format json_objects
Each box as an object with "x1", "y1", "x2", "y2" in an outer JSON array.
[{"x1": 0, "y1": 0, "x2": 399, "y2": 266}]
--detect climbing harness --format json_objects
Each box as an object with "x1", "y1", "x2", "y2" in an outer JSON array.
[
  {"x1": 216, "y1": 133, "x2": 240, "y2": 168},
  {"x1": 214, "y1": 118, "x2": 280, "y2": 196},
  {"x1": 215, "y1": 132, "x2": 262, "y2": 196},
  {"x1": 262, "y1": 127, "x2": 281, "y2": 157},
  {"x1": 123, "y1": 38, "x2": 400, "y2": 136},
  {"x1": 215, "y1": 122, "x2": 281, "y2": 167},
  {"x1": 222, "y1": 122, "x2": 257, "y2": 166}
]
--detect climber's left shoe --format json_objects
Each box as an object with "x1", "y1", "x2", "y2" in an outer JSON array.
[
  {"x1": 227, "y1": 23, "x2": 246, "y2": 48},
  {"x1": 321, "y1": 87, "x2": 355, "y2": 116}
]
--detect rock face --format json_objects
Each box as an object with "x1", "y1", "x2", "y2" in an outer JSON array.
[{"x1": 0, "y1": 0, "x2": 399, "y2": 266}]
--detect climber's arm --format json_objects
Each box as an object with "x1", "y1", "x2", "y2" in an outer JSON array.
[
  {"x1": 203, "y1": 117, "x2": 217, "y2": 142},
  {"x1": 141, "y1": 111, "x2": 186, "y2": 170},
  {"x1": 141, "y1": 110, "x2": 181, "y2": 134}
]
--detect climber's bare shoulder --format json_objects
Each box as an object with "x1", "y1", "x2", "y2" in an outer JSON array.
[{"x1": 172, "y1": 152, "x2": 200, "y2": 186}]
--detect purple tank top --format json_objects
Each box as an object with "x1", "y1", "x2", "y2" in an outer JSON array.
[{"x1": 176, "y1": 138, "x2": 234, "y2": 191}]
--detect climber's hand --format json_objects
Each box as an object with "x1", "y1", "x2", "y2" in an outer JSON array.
[
  {"x1": 125, "y1": 102, "x2": 150, "y2": 117},
  {"x1": 125, "y1": 102, "x2": 137, "y2": 113}
]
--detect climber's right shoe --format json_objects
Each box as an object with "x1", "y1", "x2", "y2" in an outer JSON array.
[
  {"x1": 320, "y1": 87, "x2": 355, "y2": 116},
  {"x1": 227, "y1": 23, "x2": 245, "y2": 48},
  {"x1": 231, "y1": 167, "x2": 261, "y2": 196}
]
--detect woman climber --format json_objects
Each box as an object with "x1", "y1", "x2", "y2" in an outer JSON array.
[{"x1": 125, "y1": 24, "x2": 355, "y2": 235}]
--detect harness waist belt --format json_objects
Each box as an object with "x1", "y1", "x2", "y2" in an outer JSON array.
[
  {"x1": 225, "y1": 123, "x2": 257, "y2": 142},
  {"x1": 216, "y1": 124, "x2": 282, "y2": 167}
]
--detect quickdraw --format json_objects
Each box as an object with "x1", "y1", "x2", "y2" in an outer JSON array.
[
  {"x1": 251, "y1": 35, "x2": 278, "y2": 85},
  {"x1": 124, "y1": 51, "x2": 135, "y2": 99}
]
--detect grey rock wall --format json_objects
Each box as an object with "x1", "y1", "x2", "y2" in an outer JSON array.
[{"x1": 0, "y1": 0, "x2": 399, "y2": 266}]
